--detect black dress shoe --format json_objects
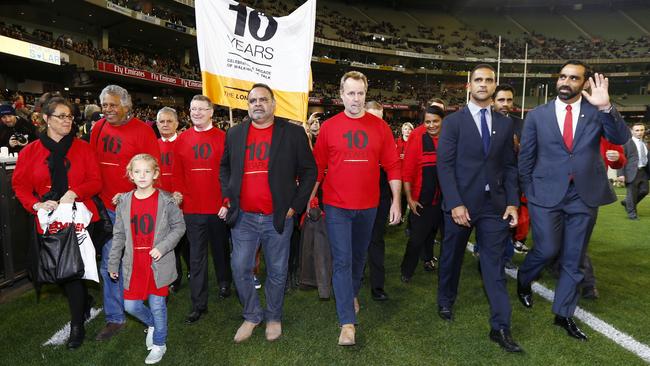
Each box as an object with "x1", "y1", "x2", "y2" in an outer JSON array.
[
  {"x1": 581, "y1": 286, "x2": 599, "y2": 300},
  {"x1": 516, "y1": 273, "x2": 533, "y2": 308},
  {"x1": 554, "y1": 316, "x2": 588, "y2": 340},
  {"x1": 371, "y1": 288, "x2": 389, "y2": 301},
  {"x1": 218, "y1": 285, "x2": 231, "y2": 299},
  {"x1": 67, "y1": 325, "x2": 85, "y2": 350},
  {"x1": 185, "y1": 309, "x2": 207, "y2": 324},
  {"x1": 489, "y1": 328, "x2": 523, "y2": 353},
  {"x1": 438, "y1": 306, "x2": 453, "y2": 321}
]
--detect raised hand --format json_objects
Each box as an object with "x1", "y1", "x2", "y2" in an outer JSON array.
[{"x1": 581, "y1": 73, "x2": 611, "y2": 110}]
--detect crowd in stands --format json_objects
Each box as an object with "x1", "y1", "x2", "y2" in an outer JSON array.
[
  {"x1": 110, "y1": 0, "x2": 195, "y2": 28},
  {"x1": 0, "y1": 22, "x2": 201, "y2": 81}
]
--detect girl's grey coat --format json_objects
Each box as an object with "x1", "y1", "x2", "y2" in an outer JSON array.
[{"x1": 108, "y1": 190, "x2": 186, "y2": 290}]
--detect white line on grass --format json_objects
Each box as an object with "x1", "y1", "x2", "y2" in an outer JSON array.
[
  {"x1": 467, "y1": 242, "x2": 650, "y2": 363},
  {"x1": 43, "y1": 307, "x2": 102, "y2": 346}
]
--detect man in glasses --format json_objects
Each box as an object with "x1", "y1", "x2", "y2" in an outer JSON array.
[{"x1": 173, "y1": 95, "x2": 232, "y2": 324}]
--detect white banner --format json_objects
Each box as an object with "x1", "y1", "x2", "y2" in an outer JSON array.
[{"x1": 195, "y1": 0, "x2": 315, "y2": 121}]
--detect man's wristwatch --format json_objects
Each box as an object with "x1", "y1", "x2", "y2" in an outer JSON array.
[{"x1": 600, "y1": 104, "x2": 613, "y2": 113}]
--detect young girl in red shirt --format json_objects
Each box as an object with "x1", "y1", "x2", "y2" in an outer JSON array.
[{"x1": 108, "y1": 154, "x2": 185, "y2": 364}]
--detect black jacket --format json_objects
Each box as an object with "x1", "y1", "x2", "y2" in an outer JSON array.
[{"x1": 220, "y1": 118, "x2": 317, "y2": 233}]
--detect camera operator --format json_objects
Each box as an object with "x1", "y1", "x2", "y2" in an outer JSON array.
[{"x1": 0, "y1": 104, "x2": 37, "y2": 154}]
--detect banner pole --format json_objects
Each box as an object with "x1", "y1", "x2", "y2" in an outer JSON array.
[
  {"x1": 229, "y1": 107, "x2": 233, "y2": 126},
  {"x1": 521, "y1": 43, "x2": 528, "y2": 119},
  {"x1": 497, "y1": 36, "x2": 501, "y2": 85}
]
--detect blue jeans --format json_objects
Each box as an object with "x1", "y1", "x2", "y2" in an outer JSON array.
[
  {"x1": 100, "y1": 209, "x2": 125, "y2": 324},
  {"x1": 324, "y1": 205, "x2": 377, "y2": 325},
  {"x1": 230, "y1": 211, "x2": 293, "y2": 323},
  {"x1": 124, "y1": 295, "x2": 167, "y2": 346}
]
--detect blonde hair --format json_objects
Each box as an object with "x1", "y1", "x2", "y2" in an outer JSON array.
[
  {"x1": 340, "y1": 71, "x2": 368, "y2": 92},
  {"x1": 126, "y1": 154, "x2": 160, "y2": 183},
  {"x1": 401, "y1": 122, "x2": 414, "y2": 131}
]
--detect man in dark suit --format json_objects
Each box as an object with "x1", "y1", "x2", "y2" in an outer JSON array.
[
  {"x1": 437, "y1": 64, "x2": 522, "y2": 352},
  {"x1": 517, "y1": 60, "x2": 631, "y2": 340},
  {"x1": 219, "y1": 83, "x2": 317, "y2": 343},
  {"x1": 617, "y1": 123, "x2": 649, "y2": 220}
]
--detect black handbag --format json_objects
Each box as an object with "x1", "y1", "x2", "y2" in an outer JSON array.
[
  {"x1": 89, "y1": 195, "x2": 113, "y2": 251},
  {"x1": 37, "y1": 204, "x2": 85, "y2": 283}
]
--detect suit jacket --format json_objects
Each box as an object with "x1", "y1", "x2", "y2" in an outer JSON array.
[
  {"x1": 510, "y1": 114, "x2": 524, "y2": 142},
  {"x1": 617, "y1": 138, "x2": 650, "y2": 182},
  {"x1": 519, "y1": 100, "x2": 630, "y2": 208},
  {"x1": 220, "y1": 118, "x2": 317, "y2": 234},
  {"x1": 437, "y1": 106, "x2": 519, "y2": 215}
]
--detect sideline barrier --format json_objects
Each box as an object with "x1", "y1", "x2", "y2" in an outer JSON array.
[{"x1": 0, "y1": 159, "x2": 31, "y2": 288}]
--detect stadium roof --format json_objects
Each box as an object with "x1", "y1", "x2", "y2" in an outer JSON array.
[{"x1": 347, "y1": 0, "x2": 648, "y2": 12}]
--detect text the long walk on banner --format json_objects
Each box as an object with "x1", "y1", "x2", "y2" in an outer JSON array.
[{"x1": 195, "y1": 0, "x2": 316, "y2": 121}]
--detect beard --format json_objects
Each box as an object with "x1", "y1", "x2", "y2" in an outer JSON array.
[{"x1": 557, "y1": 86, "x2": 580, "y2": 101}]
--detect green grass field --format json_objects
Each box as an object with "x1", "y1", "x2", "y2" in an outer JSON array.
[{"x1": 1, "y1": 189, "x2": 648, "y2": 365}]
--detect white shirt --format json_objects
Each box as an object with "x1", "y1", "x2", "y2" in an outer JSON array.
[
  {"x1": 633, "y1": 136, "x2": 648, "y2": 168},
  {"x1": 467, "y1": 101, "x2": 492, "y2": 137},
  {"x1": 554, "y1": 97, "x2": 581, "y2": 139},
  {"x1": 160, "y1": 133, "x2": 178, "y2": 142}
]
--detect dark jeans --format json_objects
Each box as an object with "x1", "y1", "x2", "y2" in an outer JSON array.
[
  {"x1": 325, "y1": 204, "x2": 377, "y2": 325},
  {"x1": 231, "y1": 212, "x2": 293, "y2": 323},
  {"x1": 184, "y1": 214, "x2": 232, "y2": 312}
]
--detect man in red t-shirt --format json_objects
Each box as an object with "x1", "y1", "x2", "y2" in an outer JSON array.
[
  {"x1": 311, "y1": 71, "x2": 402, "y2": 346},
  {"x1": 173, "y1": 95, "x2": 232, "y2": 324},
  {"x1": 219, "y1": 83, "x2": 316, "y2": 343},
  {"x1": 156, "y1": 107, "x2": 189, "y2": 293},
  {"x1": 91, "y1": 85, "x2": 160, "y2": 341}
]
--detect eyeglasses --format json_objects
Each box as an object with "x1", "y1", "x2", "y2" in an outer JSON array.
[
  {"x1": 51, "y1": 114, "x2": 74, "y2": 121},
  {"x1": 189, "y1": 107, "x2": 211, "y2": 112}
]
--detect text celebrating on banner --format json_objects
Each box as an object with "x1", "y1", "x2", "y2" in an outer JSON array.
[{"x1": 195, "y1": 0, "x2": 316, "y2": 122}]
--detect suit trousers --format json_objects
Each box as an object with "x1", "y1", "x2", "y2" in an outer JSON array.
[
  {"x1": 401, "y1": 204, "x2": 443, "y2": 278},
  {"x1": 518, "y1": 183, "x2": 597, "y2": 317},
  {"x1": 368, "y1": 195, "x2": 391, "y2": 290},
  {"x1": 625, "y1": 169, "x2": 649, "y2": 217},
  {"x1": 437, "y1": 192, "x2": 512, "y2": 330},
  {"x1": 185, "y1": 214, "x2": 232, "y2": 312}
]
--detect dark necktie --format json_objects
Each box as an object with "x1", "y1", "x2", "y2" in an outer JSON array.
[
  {"x1": 480, "y1": 108, "x2": 490, "y2": 155},
  {"x1": 563, "y1": 105, "x2": 573, "y2": 151}
]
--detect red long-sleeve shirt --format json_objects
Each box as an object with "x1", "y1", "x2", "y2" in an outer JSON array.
[
  {"x1": 402, "y1": 125, "x2": 440, "y2": 205},
  {"x1": 12, "y1": 138, "x2": 102, "y2": 231},
  {"x1": 90, "y1": 118, "x2": 160, "y2": 210},
  {"x1": 172, "y1": 127, "x2": 225, "y2": 214},
  {"x1": 314, "y1": 112, "x2": 401, "y2": 209},
  {"x1": 395, "y1": 137, "x2": 408, "y2": 159},
  {"x1": 600, "y1": 137, "x2": 626, "y2": 169},
  {"x1": 158, "y1": 136, "x2": 177, "y2": 192}
]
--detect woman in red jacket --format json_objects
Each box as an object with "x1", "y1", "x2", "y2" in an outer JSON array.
[
  {"x1": 12, "y1": 96, "x2": 102, "y2": 350},
  {"x1": 400, "y1": 106, "x2": 445, "y2": 281}
]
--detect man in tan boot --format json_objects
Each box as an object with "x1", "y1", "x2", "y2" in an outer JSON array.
[
  {"x1": 220, "y1": 84, "x2": 317, "y2": 344},
  {"x1": 311, "y1": 71, "x2": 402, "y2": 346}
]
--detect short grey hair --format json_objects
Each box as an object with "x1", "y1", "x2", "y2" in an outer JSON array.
[
  {"x1": 157, "y1": 106, "x2": 178, "y2": 121},
  {"x1": 99, "y1": 85, "x2": 132, "y2": 111},
  {"x1": 83, "y1": 104, "x2": 101, "y2": 121}
]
